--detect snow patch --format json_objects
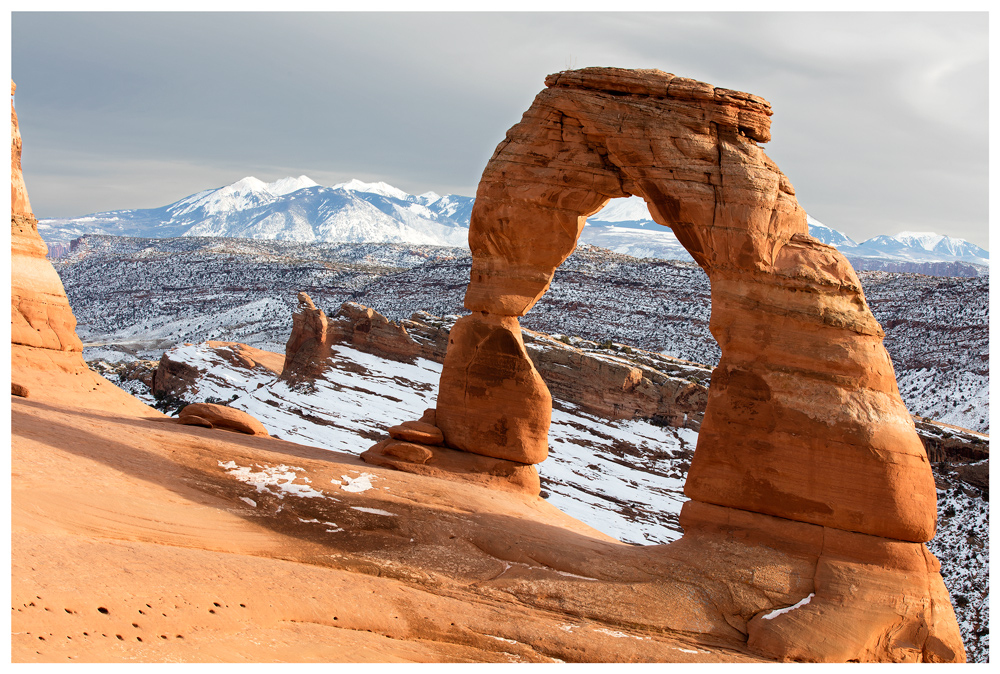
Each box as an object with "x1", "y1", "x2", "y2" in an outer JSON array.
[
  {"x1": 350, "y1": 506, "x2": 396, "y2": 517},
  {"x1": 218, "y1": 461, "x2": 327, "y2": 500},
  {"x1": 340, "y1": 473, "x2": 377, "y2": 493},
  {"x1": 594, "y1": 628, "x2": 650, "y2": 640},
  {"x1": 761, "y1": 593, "x2": 815, "y2": 620}
]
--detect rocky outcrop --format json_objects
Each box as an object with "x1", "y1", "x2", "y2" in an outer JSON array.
[
  {"x1": 281, "y1": 292, "x2": 333, "y2": 381},
  {"x1": 178, "y1": 402, "x2": 269, "y2": 436},
  {"x1": 914, "y1": 417, "x2": 989, "y2": 463},
  {"x1": 11, "y1": 81, "x2": 83, "y2": 354},
  {"x1": 369, "y1": 68, "x2": 963, "y2": 662},
  {"x1": 281, "y1": 295, "x2": 420, "y2": 381},
  {"x1": 9, "y1": 81, "x2": 152, "y2": 416},
  {"x1": 152, "y1": 342, "x2": 282, "y2": 402}
]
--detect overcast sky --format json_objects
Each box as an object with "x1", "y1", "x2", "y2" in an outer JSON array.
[{"x1": 11, "y1": 11, "x2": 989, "y2": 248}]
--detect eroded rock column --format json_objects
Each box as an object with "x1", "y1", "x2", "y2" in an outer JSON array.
[{"x1": 11, "y1": 81, "x2": 83, "y2": 354}]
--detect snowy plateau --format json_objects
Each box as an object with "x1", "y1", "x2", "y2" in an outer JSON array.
[{"x1": 39, "y1": 176, "x2": 988, "y2": 277}]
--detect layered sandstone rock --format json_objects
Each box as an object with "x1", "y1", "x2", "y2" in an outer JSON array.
[
  {"x1": 11, "y1": 81, "x2": 83, "y2": 354},
  {"x1": 280, "y1": 292, "x2": 333, "y2": 381},
  {"x1": 178, "y1": 402, "x2": 269, "y2": 437},
  {"x1": 281, "y1": 296, "x2": 421, "y2": 381},
  {"x1": 10, "y1": 81, "x2": 152, "y2": 416},
  {"x1": 435, "y1": 66, "x2": 935, "y2": 538},
  {"x1": 383, "y1": 67, "x2": 962, "y2": 662},
  {"x1": 435, "y1": 313, "x2": 552, "y2": 464}
]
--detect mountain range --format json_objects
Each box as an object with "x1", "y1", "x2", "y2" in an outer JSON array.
[{"x1": 38, "y1": 176, "x2": 988, "y2": 275}]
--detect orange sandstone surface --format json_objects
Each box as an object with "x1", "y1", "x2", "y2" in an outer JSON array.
[{"x1": 11, "y1": 72, "x2": 966, "y2": 663}]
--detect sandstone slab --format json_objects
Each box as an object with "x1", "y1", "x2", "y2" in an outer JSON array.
[
  {"x1": 178, "y1": 403, "x2": 269, "y2": 437},
  {"x1": 388, "y1": 420, "x2": 444, "y2": 446},
  {"x1": 362, "y1": 439, "x2": 540, "y2": 496}
]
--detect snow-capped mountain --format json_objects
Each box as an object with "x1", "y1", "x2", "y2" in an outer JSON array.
[
  {"x1": 38, "y1": 176, "x2": 476, "y2": 249},
  {"x1": 582, "y1": 197, "x2": 987, "y2": 275},
  {"x1": 39, "y1": 180, "x2": 986, "y2": 275}
]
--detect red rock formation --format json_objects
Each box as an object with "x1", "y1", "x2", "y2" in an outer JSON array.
[
  {"x1": 11, "y1": 81, "x2": 83, "y2": 354},
  {"x1": 280, "y1": 292, "x2": 333, "y2": 381},
  {"x1": 9, "y1": 81, "x2": 151, "y2": 415},
  {"x1": 377, "y1": 67, "x2": 962, "y2": 662},
  {"x1": 436, "y1": 312, "x2": 551, "y2": 464},
  {"x1": 281, "y1": 296, "x2": 421, "y2": 381},
  {"x1": 178, "y1": 402, "x2": 269, "y2": 437}
]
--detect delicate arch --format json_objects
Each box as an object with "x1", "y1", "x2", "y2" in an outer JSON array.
[{"x1": 435, "y1": 68, "x2": 935, "y2": 543}]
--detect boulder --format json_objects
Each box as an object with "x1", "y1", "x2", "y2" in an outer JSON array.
[
  {"x1": 382, "y1": 440, "x2": 434, "y2": 464},
  {"x1": 362, "y1": 439, "x2": 540, "y2": 496},
  {"x1": 177, "y1": 414, "x2": 213, "y2": 429},
  {"x1": 178, "y1": 403, "x2": 269, "y2": 437}
]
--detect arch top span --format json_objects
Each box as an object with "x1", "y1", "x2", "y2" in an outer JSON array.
[{"x1": 464, "y1": 67, "x2": 803, "y2": 317}]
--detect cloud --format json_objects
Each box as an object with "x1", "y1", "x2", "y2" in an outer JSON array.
[{"x1": 11, "y1": 11, "x2": 988, "y2": 247}]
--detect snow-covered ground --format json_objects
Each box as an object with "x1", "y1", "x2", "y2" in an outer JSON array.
[{"x1": 136, "y1": 342, "x2": 696, "y2": 546}]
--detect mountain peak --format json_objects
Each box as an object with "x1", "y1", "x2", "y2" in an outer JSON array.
[
  {"x1": 227, "y1": 176, "x2": 269, "y2": 193},
  {"x1": 332, "y1": 179, "x2": 411, "y2": 201},
  {"x1": 265, "y1": 175, "x2": 318, "y2": 196},
  {"x1": 892, "y1": 231, "x2": 947, "y2": 251}
]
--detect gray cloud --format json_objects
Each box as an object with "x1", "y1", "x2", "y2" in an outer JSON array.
[{"x1": 12, "y1": 11, "x2": 988, "y2": 248}]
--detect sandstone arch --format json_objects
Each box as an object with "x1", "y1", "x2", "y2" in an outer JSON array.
[
  {"x1": 366, "y1": 68, "x2": 966, "y2": 661},
  {"x1": 435, "y1": 67, "x2": 936, "y2": 543}
]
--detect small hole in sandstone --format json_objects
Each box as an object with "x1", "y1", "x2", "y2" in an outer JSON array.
[
  {"x1": 213, "y1": 602, "x2": 221, "y2": 607},
  {"x1": 239, "y1": 604, "x2": 245, "y2": 608},
  {"x1": 83, "y1": 632, "x2": 89, "y2": 636},
  {"x1": 64, "y1": 608, "x2": 72, "y2": 614},
  {"x1": 209, "y1": 609, "x2": 215, "y2": 614},
  {"x1": 146, "y1": 604, "x2": 151, "y2": 608},
  {"x1": 97, "y1": 607, "x2": 109, "y2": 614},
  {"x1": 138, "y1": 609, "x2": 145, "y2": 614},
  {"x1": 38, "y1": 636, "x2": 45, "y2": 641},
  {"x1": 132, "y1": 623, "x2": 139, "y2": 628},
  {"x1": 176, "y1": 635, "x2": 184, "y2": 639},
  {"x1": 136, "y1": 637, "x2": 143, "y2": 642},
  {"x1": 160, "y1": 635, "x2": 167, "y2": 639}
]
